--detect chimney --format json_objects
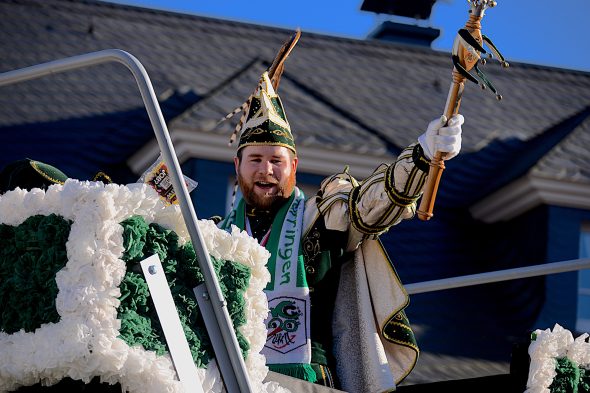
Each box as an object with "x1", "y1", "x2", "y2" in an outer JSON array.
[{"x1": 361, "y1": 0, "x2": 440, "y2": 47}]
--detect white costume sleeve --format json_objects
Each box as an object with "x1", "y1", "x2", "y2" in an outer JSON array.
[{"x1": 316, "y1": 143, "x2": 429, "y2": 252}]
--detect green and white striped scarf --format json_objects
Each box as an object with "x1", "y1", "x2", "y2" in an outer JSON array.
[{"x1": 220, "y1": 188, "x2": 316, "y2": 382}]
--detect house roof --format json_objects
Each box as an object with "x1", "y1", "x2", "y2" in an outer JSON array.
[
  {"x1": 2, "y1": 0, "x2": 590, "y2": 185},
  {"x1": 532, "y1": 110, "x2": 590, "y2": 182},
  {"x1": 1, "y1": 0, "x2": 590, "y2": 388}
]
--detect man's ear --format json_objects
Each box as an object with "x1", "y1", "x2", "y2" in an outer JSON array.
[
  {"x1": 234, "y1": 156, "x2": 240, "y2": 175},
  {"x1": 292, "y1": 156, "x2": 298, "y2": 173}
]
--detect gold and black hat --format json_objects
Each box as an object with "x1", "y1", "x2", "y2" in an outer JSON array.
[
  {"x1": 0, "y1": 159, "x2": 69, "y2": 194},
  {"x1": 222, "y1": 29, "x2": 301, "y2": 155},
  {"x1": 237, "y1": 71, "x2": 295, "y2": 154}
]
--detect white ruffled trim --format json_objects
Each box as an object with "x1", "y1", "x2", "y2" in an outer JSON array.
[
  {"x1": 0, "y1": 180, "x2": 291, "y2": 393},
  {"x1": 525, "y1": 323, "x2": 590, "y2": 393}
]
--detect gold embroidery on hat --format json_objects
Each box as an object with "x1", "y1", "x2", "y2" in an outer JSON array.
[
  {"x1": 242, "y1": 128, "x2": 291, "y2": 139},
  {"x1": 239, "y1": 141, "x2": 296, "y2": 150}
]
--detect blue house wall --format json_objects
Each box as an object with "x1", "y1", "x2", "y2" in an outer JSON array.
[
  {"x1": 535, "y1": 206, "x2": 590, "y2": 332},
  {"x1": 182, "y1": 158, "x2": 233, "y2": 220}
]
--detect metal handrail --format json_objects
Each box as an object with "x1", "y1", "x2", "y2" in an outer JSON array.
[
  {"x1": 405, "y1": 258, "x2": 590, "y2": 295},
  {"x1": 0, "y1": 49, "x2": 252, "y2": 393}
]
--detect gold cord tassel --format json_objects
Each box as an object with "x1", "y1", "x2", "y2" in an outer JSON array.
[
  {"x1": 222, "y1": 96, "x2": 253, "y2": 146},
  {"x1": 229, "y1": 178, "x2": 239, "y2": 211}
]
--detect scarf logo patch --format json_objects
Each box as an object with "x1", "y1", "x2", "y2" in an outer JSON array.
[{"x1": 265, "y1": 297, "x2": 307, "y2": 354}]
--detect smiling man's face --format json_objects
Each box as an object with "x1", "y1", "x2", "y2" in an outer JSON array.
[{"x1": 235, "y1": 145, "x2": 298, "y2": 210}]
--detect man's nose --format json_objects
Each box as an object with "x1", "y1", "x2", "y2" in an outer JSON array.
[{"x1": 258, "y1": 161, "x2": 273, "y2": 175}]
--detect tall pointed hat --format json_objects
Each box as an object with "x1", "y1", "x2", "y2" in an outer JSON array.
[
  {"x1": 237, "y1": 72, "x2": 295, "y2": 153},
  {"x1": 223, "y1": 29, "x2": 301, "y2": 154}
]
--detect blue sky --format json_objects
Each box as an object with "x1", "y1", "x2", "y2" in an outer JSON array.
[{"x1": 108, "y1": 0, "x2": 590, "y2": 73}]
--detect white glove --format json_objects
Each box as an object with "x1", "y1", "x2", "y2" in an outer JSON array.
[{"x1": 418, "y1": 114, "x2": 463, "y2": 161}]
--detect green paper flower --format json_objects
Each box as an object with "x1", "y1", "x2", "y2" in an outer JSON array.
[{"x1": 117, "y1": 216, "x2": 251, "y2": 368}]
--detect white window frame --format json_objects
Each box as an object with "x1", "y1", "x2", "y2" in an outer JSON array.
[{"x1": 576, "y1": 222, "x2": 590, "y2": 333}]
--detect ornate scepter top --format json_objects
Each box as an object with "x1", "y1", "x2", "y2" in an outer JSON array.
[
  {"x1": 469, "y1": 0, "x2": 497, "y2": 17},
  {"x1": 452, "y1": 0, "x2": 509, "y2": 101}
]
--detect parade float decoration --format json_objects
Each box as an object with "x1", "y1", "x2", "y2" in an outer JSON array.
[
  {"x1": 526, "y1": 324, "x2": 590, "y2": 393},
  {"x1": 0, "y1": 180, "x2": 289, "y2": 393}
]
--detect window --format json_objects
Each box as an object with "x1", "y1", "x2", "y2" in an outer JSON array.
[{"x1": 576, "y1": 223, "x2": 590, "y2": 333}]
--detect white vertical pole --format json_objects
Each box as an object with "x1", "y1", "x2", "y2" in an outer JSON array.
[{"x1": 140, "y1": 255, "x2": 205, "y2": 393}]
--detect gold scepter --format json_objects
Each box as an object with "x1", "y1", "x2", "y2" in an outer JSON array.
[{"x1": 417, "y1": 0, "x2": 509, "y2": 221}]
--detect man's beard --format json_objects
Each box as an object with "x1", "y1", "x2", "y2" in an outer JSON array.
[{"x1": 237, "y1": 170, "x2": 296, "y2": 210}]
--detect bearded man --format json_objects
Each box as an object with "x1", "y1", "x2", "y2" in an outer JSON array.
[{"x1": 219, "y1": 71, "x2": 463, "y2": 393}]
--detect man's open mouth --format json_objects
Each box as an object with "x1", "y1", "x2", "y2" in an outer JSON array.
[{"x1": 255, "y1": 181, "x2": 277, "y2": 192}]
